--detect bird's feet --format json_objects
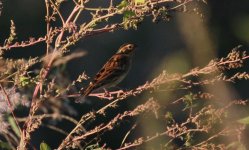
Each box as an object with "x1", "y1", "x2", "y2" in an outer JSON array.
[{"x1": 103, "y1": 88, "x2": 111, "y2": 97}]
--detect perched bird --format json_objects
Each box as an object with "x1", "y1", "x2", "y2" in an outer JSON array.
[{"x1": 81, "y1": 43, "x2": 137, "y2": 96}]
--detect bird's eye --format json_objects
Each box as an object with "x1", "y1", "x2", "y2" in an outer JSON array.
[{"x1": 128, "y1": 45, "x2": 133, "y2": 49}]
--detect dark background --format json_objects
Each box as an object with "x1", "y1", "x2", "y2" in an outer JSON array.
[{"x1": 0, "y1": 0, "x2": 249, "y2": 149}]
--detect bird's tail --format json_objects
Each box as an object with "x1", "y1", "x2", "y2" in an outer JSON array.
[{"x1": 82, "y1": 83, "x2": 95, "y2": 96}]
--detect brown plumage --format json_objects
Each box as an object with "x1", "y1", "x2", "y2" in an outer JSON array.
[{"x1": 82, "y1": 43, "x2": 136, "y2": 96}]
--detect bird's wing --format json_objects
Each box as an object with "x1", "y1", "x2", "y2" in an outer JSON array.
[
  {"x1": 82, "y1": 54, "x2": 129, "y2": 96},
  {"x1": 92, "y1": 54, "x2": 128, "y2": 87}
]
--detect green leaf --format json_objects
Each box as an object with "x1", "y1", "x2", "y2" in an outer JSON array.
[
  {"x1": 135, "y1": 0, "x2": 145, "y2": 4},
  {"x1": 19, "y1": 76, "x2": 30, "y2": 87},
  {"x1": 40, "y1": 142, "x2": 51, "y2": 150},
  {"x1": 237, "y1": 116, "x2": 249, "y2": 124},
  {"x1": 117, "y1": 0, "x2": 128, "y2": 9},
  {"x1": 122, "y1": 10, "x2": 136, "y2": 29},
  {"x1": 8, "y1": 116, "x2": 20, "y2": 137},
  {"x1": 182, "y1": 93, "x2": 197, "y2": 111},
  {"x1": 123, "y1": 10, "x2": 136, "y2": 20}
]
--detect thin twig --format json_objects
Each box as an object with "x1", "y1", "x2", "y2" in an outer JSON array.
[{"x1": 0, "y1": 84, "x2": 22, "y2": 137}]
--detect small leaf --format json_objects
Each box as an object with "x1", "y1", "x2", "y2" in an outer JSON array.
[
  {"x1": 182, "y1": 93, "x2": 197, "y2": 111},
  {"x1": 117, "y1": 0, "x2": 128, "y2": 9},
  {"x1": 237, "y1": 116, "x2": 249, "y2": 124},
  {"x1": 123, "y1": 10, "x2": 136, "y2": 20},
  {"x1": 19, "y1": 76, "x2": 30, "y2": 87},
  {"x1": 40, "y1": 142, "x2": 51, "y2": 150},
  {"x1": 8, "y1": 116, "x2": 20, "y2": 137}
]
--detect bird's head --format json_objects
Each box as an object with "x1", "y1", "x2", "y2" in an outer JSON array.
[{"x1": 117, "y1": 43, "x2": 137, "y2": 55}]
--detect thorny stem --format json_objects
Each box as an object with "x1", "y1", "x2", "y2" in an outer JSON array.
[
  {"x1": 2, "y1": 37, "x2": 46, "y2": 50},
  {"x1": 50, "y1": 0, "x2": 65, "y2": 25},
  {"x1": 117, "y1": 129, "x2": 207, "y2": 150},
  {"x1": 19, "y1": 1, "x2": 85, "y2": 148},
  {"x1": 45, "y1": 0, "x2": 51, "y2": 55},
  {"x1": 17, "y1": 114, "x2": 84, "y2": 128},
  {"x1": 168, "y1": 0, "x2": 192, "y2": 11},
  {"x1": 55, "y1": 6, "x2": 80, "y2": 48},
  {"x1": 57, "y1": 96, "x2": 126, "y2": 149}
]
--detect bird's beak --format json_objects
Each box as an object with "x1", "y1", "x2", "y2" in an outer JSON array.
[{"x1": 133, "y1": 44, "x2": 138, "y2": 48}]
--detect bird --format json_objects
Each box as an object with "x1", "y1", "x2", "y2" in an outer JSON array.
[{"x1": 81, "y1": 43, "x2": 137, "y2": 96}]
